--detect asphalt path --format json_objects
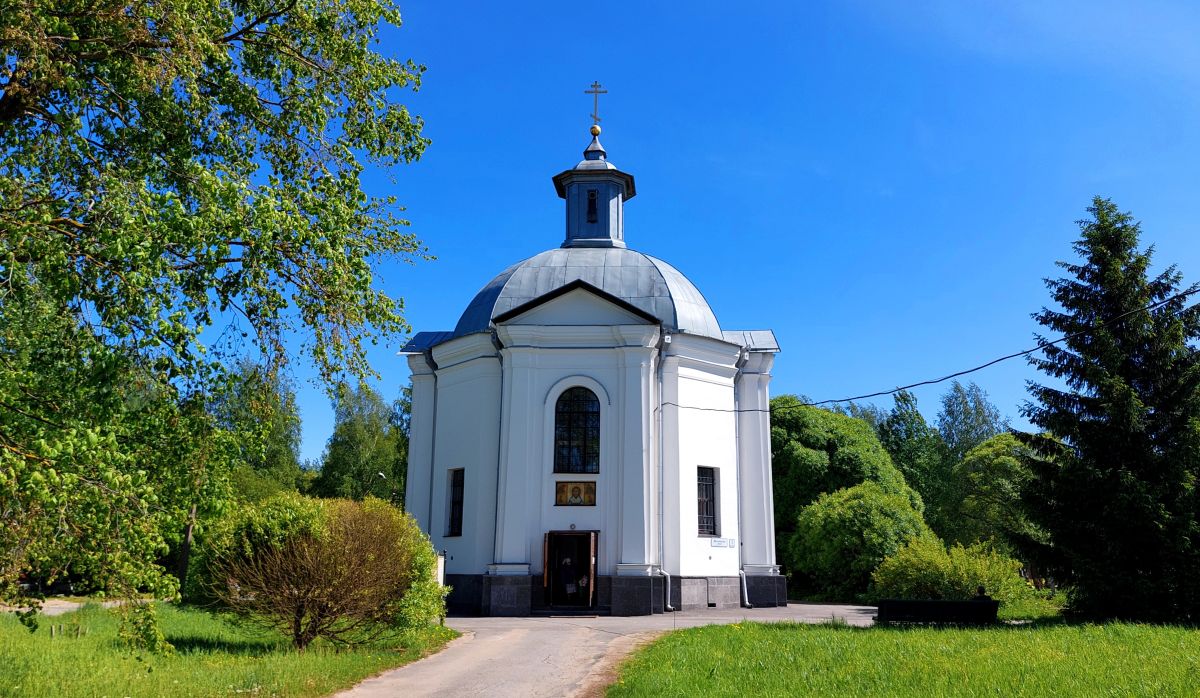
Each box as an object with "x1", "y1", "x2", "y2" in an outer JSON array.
[{"x1": 337, "y1": 603, "x2": 876, "y2": 698}]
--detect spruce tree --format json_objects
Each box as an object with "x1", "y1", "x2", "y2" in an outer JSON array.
[{"x1": 1021, "y1": 197, "x2": 1200, "y2": 620}]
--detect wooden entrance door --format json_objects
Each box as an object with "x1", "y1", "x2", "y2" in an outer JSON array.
[{"x1": 544, "y1": 531, "x2": 597, "y2": 608}]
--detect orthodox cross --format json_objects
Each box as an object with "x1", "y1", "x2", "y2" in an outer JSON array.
[{"x1": 585, "y1": 81, "x2": 607, "y2": 125}]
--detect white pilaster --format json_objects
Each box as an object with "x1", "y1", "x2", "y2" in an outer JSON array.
[
  {"x1": 405, "y1": 354, "x2": 437, "y2": 532},
  {"x1": 616, "y1": 344, "x2": 656, "y2": 568},
  {"x1": 737, "y1": 351, "x2": 778, "y2": 571},
  {"x1": 493, "y1": 348, "x2": 536, "y2": 566}
]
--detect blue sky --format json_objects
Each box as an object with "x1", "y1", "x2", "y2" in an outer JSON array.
[{"x1": 291, "y1": 0, "x2": 1200, "y2": 463}]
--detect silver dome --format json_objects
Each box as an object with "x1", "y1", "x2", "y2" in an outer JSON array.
[{"x1": 454, "y1": 247, "x2": 722, "y2": 339}]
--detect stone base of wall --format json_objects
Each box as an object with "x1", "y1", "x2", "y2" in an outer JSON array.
[
  {"x1": 744, "y1": 574, "x2": 788, "y2": 607},
  {"x1": 481, "y1": 574, "x2": 532, "y2": 616},
  {"x1": 445, "y1": 572, "x2": 786, "y2": 616},
  {"x1": 445, "y1": 574, "x2": 485, "y2": 615},
  {"x1": 611, "y1": 575, "x2": 666, "y2": 616},
  {"x1": 672, "y1": 576, "x2": 742, "y2": 610}
]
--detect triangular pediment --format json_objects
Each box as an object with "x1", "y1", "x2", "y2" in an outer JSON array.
[{"x1": 493, "y1": 280, "x2": 658, "y2": 327}]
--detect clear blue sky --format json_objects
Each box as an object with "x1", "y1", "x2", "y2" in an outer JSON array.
[{"x1": 291, "y1": 0, "x2": 1200, "y2": 463}]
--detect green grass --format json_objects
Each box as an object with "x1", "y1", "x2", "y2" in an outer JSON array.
[
  {"x1": 0, "y1": 603, "x2": 455, "y2": 697},
  {"x1": 609, "y1": 621, "x2": 1200, "y2": 697}
]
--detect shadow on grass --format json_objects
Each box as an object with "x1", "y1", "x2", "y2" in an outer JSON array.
[{"x1": 166, "y1": 634, "x2": 285, "y2": 656}]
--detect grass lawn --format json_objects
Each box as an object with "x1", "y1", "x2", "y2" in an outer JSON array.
[
  {"x1": 609, "y1": 621, "x2": 1200, "y2": 697},
  {"x1": 0, "y1": 603, "x2": 455, "y2": 698}
]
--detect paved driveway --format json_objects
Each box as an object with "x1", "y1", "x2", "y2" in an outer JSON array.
[{"x1": 337, "y1": 604, "x2": 875, "y2": 698}]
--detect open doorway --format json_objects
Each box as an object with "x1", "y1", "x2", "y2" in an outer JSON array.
[{"x1": 544, "y1": 531, "x2": 597, "y2": 608}]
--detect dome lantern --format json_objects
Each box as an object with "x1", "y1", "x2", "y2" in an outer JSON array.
[{"x1": 552, "y1": 124, "x2": 636, "y2": 249}]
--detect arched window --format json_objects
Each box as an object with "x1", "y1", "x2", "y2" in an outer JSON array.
[{"x1": 554, "y1": 387, "x2": 600, "y2": 473}]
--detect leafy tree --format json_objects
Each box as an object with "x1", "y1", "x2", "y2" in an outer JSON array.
[
  {"x1": 313, "y1": 383, "x2": 407, "y2": 503},
  {"x1": 1, "y1": 0, "x2": 429, "y2": 616},
  {"x1": 788, "y1": 481, "x2": 931, "y2": 601},
  {"x1": 0, "y1": 288, "x2": 234, "y2": 616},
  {"x1": 213, "y1": 361, "x2": 304, "y2": 499},
  {"x1": 770, "y1": 396, "x2": 922, "y2": 578},
  {"x1": 936, "y1": 381, "x2": 1009, "y2": 464},
  {"x1": 1020, "y1": 197, "x2": 1200, "y2": 620},
  {"x1": 2, "y1": 0, "x2": 429, "y2": 383},
  {"x1": 829, "y1": 401, "x2": 887, "y2": 432},
  {"x1": 876, "y1": 390, "x2": 947, "y2": 517},
  {"x1": 947, "y1": 433, "x2": 1041, "y2": 549}
]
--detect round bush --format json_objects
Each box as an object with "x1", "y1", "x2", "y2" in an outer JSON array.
[
  {"x1": 195, "y1": 493, "x2": 445, "y2": 649},
  {"x1": 186, "y1": 491, "x2": 327, "y2": 601},
  {"x1": 788, "y1": 481, "x2": 931, "y2": 601},
  {"x1": 872, "y1": 537, "x2": 1031, "y2": 605}
]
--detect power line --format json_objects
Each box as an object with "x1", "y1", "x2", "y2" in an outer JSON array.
[{"x1": 660, "y1": 286, "x2": 1200, "y2": 415}]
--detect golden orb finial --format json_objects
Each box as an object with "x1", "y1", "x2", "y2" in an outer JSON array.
[{"x1": 590, "y1": 124, "x2": 602, "y2": 136}]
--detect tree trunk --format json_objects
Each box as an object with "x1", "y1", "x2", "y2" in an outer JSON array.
[{"x1": 175, "y1": 503, "x2": 198, "y2": 590}]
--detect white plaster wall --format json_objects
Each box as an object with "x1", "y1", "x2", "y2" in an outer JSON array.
[
  {"x1": 426, "y1": 334, "x2": 501, "y2": 575},
  {"x1": 663, "y1": 336, "x2": 743, "y2": 578},
  {"x1": 675, "y1": 370, "x2": 740, "y2": 577}
]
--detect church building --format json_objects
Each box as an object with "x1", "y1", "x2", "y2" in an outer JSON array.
[{"x1": 401, "y1": 123, "x2": 786, "y2": 615}]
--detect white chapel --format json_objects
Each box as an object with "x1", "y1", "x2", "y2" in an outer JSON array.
[{"x1": 402, "y1": 123, "x2": 785, "y2": 615}]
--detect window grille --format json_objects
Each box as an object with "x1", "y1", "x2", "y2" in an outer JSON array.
[
  {"x1": 554, "y1": 387, "x2": 600, "y2": 474},
  {"x1": 697, "y1": 467, "x2": 718, "y2": 536}
]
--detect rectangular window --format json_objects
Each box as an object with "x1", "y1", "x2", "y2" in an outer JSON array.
[
  {"x1": 697, "y1": 466, "x2": 718, "y2": 536},
  {"x1": 447, "y1": 469, "x2": 465, "y2": 537}
]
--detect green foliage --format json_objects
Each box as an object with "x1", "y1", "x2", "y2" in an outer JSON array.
[
  {"x1": 871, "y1": 537, "x2": 1031, "y2": 606},
  {"x1": 228, "y1": 464, "x2": 290, "y2": 503},
  {"x1": 212, "y1": 362, "x2": 304, "y2": 497},
  {"x1": 770, "y1": 397, "x2": 920, "y2": 557},
  {"x1": 610, "y1": 622, "x2": 1198, "y2": 697},
  {"x1": 361, "y1": 498, "x2": 444, "y2": 630},
  {"x1": 188, "y1": 491, "x2": 326, "y2": 600},
  {"x1": 876, "y1": 390, "x2": 948, "y2": 523},
  {"x1": 1021, "y1": 197, "x2": 1200, "y2": 621},
  {"x1": 312, "y1": 383, "x2": 408, "y2": 503},
  {"x1": 199, "y1": 494, "x2": 443, "y2": 649},
  {"x1": 1, "y1": 0, "x2": 430, "y2": 385},
  {"x1": 936, "y1": 381, "x2": 1009, "y2": 464},
  {"x1": 874, "y1": 385, "x2": 1012, "y2": 545},
  {"x1": 0, "y1": 288, "x2": 235, "y2": 613},
  {"x1": 946, "y1": 433, "x2": 1042, "y2": 549},
  {"x1": 0, "y1": 603, "x2": 456, "y2": 697},
  {"x1": 117, "y1": 602, "x2": 173, "y2": 655},
  {"x1": 828, "y1": 401, "x2": 887, "y2": 432},
  {"x1": 788, "y1": 481, "x2": 931, "y2": 600},
  {"x1": 0, "y1": 0, "x2": 431, "y2": 619}
]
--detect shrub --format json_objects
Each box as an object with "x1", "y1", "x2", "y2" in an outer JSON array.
[
  {"x1": 788, "y1": 481, "x2": 931, "y2": 601},
  {"x1": 201, "y1": 494, "x2": 444, "y2": 650},
  {"x1": 186, "y1": 491, "x2": 327, "y2": 601},
  {"x1": 771, "y1": 399, "x2": 925, "y2": 582},
  {"x1": 872, "y1": 537, "x2": 1031, "y2": 606}
]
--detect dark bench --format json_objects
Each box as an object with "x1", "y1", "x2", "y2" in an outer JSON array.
[{"x1": 875, "y1": 598, "x2": 1000, "y2": 625}]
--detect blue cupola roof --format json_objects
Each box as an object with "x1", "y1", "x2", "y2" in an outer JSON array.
[{"x1": 551, "y1": 125, "x2": 636, "y2": 249}]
